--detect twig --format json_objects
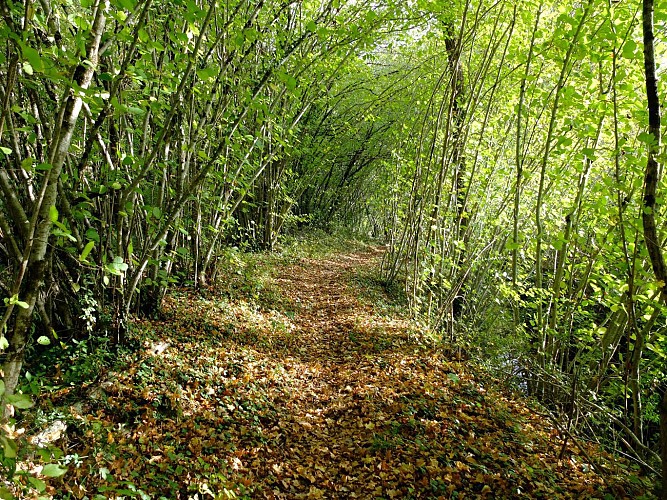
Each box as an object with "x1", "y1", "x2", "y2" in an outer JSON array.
[{"x1": 530, "y1": 406, "x2": 609, "y2": 481}]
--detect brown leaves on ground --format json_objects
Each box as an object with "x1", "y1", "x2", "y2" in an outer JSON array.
[{"x1": 50, "y1": 247, "x2": 647, "y2": 499}]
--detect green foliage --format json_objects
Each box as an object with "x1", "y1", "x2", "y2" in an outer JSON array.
[
  {"x1": 0, "y1": 0, "x2": 666, "y2": 491},
  {"x1": 60, "y1": 338, "x2": 114, "y2": 387},
  {"x1": 279, "y1": 228, "x2": 373, "y2": 258},
  {"x1": 351, "y1": 266, "x2": 408, "y2": 317},
  {"x1": 0, "y1": 378, "x2": 70, "y2": 498}
]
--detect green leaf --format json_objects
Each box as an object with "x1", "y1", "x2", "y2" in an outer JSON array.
[
  {"x1": 115, "y1": 0, "x2": 136, "y2": 10},
  {"x1": 581, "y1": 147, "x2": 596, "y2": 160},
  {"x1": 41, "y1": 464, "x2": 67, "y2": 478},
  {"x1": 622, "y1": 39, "x2": 637, "y2": 59},
  {"x1": 37, "y1": 336, "x2": 51, "y2": 346},
  {"x1": 0, "y1": 147, "x2": 11, "y2": 156},
  {"x1": 0, "y1": 436, "x2": 17, "y2": 459},
  {"x1": 49, "y1": 205, "x2": 59, "y2": 222},
  {"x1": 28, "y1": 477, "x2": 46, "y2": 493},
  {"x1": 21, "y1": 157, "x2": 33, "y2": 171},
  {"x1": 8, "y1": 295, "x2": 29, "y2": 309},
  {"x1": 0, "y1": 337, "x2": 8, "y2": 351},
  {"x1": 638, "y1": 131, "x2": 657, "y2": 145},
  {"x1": 22, "y1": 45, "x2": 44, "y2": 72},
  {"x1": 447, "y1": 372, "x2": 460, "y2": 383},
  {"x1": 556, "y1": 136, "x2": 572, "y2": 147},
  {"x1": 85, "y1": 228, "x2": 100, "y2": 242},
  {"x1": 52, "y1": 227, "x2": 76, "y2": 241},
  {"x1": 197, "y1": 67, "x2": 217, "y2": 81},
  {"x1": 0, "y1": 381, "x2": 5, "y2": 397},
  {"x1": 80, "y1": 241, "x2": 95, "y2": 261},
  {"x1": 106, "y1": 256, "x2": 129, "y2": 275},
  {"x1": 5, "y1": 393, "x2": 34, "y2": 409},
  {"x1": 0, "y1": 486, "x2": 13, "y2": 500}
]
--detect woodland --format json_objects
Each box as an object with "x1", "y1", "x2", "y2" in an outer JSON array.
[{"x1": 1, "y1": 0, "x2": 667, "y2": 497}]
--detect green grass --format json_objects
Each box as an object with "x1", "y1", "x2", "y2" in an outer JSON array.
[{"x1": 278, "y1": 228, "x2": 374, "y2": 258}]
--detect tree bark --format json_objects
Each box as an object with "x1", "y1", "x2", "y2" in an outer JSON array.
[
  {"x1": 443, "y1": 23, "x2": 467, "y2": 337},
  {"x1": 660, "y1": 383, "x2": 667, "y2": 499},
  {"x1": 640, "y1": 0, "x2": 666, "y2": 495},
  {"x1": 2, "y1": 0, "x2": 107, "y2": 410},
  {"x1": 512, "y1": 5, "x2": 541, "y2": 329}
]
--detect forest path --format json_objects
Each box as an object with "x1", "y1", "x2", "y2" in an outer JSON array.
[
  {"x1": 241, "y1": 246, "x2": 428, "y2": 497},
  {"x1": 59, "y1": 246, "x2": 640, "y2": 499},
  {"x1": 205, "y1": 246, "x2": 629, "y2": 499}
]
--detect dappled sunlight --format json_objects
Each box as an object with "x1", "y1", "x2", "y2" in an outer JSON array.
[{"x1": 49, "y1": 247, "x2": 647, "y2": 498}]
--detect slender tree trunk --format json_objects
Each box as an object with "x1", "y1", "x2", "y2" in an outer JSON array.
[
  {"x1": 512, "y1": 5, "x2": 541, "y2": 329},
  {"x1": 640, "y1": 0, "x2": 667, "y2": 495},
  {"x1": 2, "y1": 0, "x2": 107, "y2": 409},
  {"x1": 534, "y1": 0, "x2": 592, "y2": 390},
  {"x1": 661, "y1": 385, "x2": 667, "y2": 499},
  {"x1": 444, "y1": 23, "x2": 467, "y2": 338}
]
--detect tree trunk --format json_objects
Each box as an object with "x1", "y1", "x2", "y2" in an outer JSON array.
[
  {"x1": 443, "y1": 23, "x2": 467, "y2": 338},
  {"x1": 2, "y1": 1, "x2": 106, "y2": 409},
  {"x1": 512, "y1": 5, "x2": 541, "y2": 329},
  {"x1": 660, "y1": 385, "x2": 667, "y2": 498},
  {"x1": 640, "y1": 0, "x2": 666, "y2": 495}
]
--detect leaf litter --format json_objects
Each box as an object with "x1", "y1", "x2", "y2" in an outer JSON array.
[{"x1": 43, "y1": 247, "x2": 649, "y2": 499}]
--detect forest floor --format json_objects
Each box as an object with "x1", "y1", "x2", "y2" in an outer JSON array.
[{"x1": 24, "y1": 244, "x2": 652, "y2": 499}]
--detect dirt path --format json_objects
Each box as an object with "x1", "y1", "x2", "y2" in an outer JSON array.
[
  {"x1": 214, "y1": 247, "x2": 630, "y2": 499},
  {"x1": 272, "y1": 247, "x2": 405, "y2": 361},
  {"x1": 255, "y1": 247, "x2": 419, "y2": 497},
  {"x1": 59, "y1": 247, "x2": 642, "y2": 499}
]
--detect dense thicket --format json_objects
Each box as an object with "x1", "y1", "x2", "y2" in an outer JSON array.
[
  {"x1": 0, "y1": 0, "x2": 408, "y2": 395},
  {"x1": 1, "y1": 0, "x2": 666, "y2": 494}
]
